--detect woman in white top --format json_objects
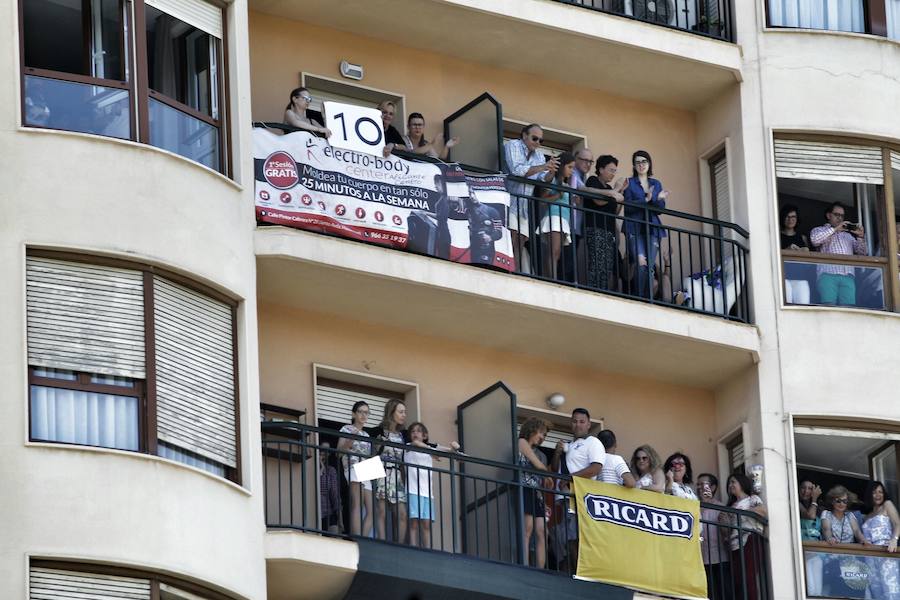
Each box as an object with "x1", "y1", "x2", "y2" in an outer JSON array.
[
  {"x1": 630, "y1": 444, "x2": 665, "y2": 493},
  {"x1": 337, "y1": 401, "x2": 373, "y2": 536},
  {"x1": 664, "y1": 452, "x2": 697, "y2": 500},
  {"x1": 405, "y1": 421, "x2": 459, "y2": 548},
  {"x1": 283, "y1": 87, "x2": 332, "y2": 138}
]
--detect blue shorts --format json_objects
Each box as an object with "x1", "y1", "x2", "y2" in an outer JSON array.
[{"x1": 409, "y1": 494, "x2": 434, "y2": 521}]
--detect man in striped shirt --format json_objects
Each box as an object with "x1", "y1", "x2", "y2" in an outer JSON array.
[
  {"x1": 597, "y1": 429, "x2": 635, "y2": 488},
  {"x1": 809, "y1": 201, "x2": 867, "y2": 306}
]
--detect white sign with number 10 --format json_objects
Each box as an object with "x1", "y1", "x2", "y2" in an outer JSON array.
[{"x1": 323, "y1": 101, "x2": 386, "y2": 156}]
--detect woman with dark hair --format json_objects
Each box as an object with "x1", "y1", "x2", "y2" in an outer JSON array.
[
  {"x1": 780, "y1": 204, "x2": 811, "y2": 304},
  {"x1": 622, "y1": 150, "x2": 669, "y2": 299},
  {"x1": 798, "y1": 479, "x2": 823, "y2": 596},
  {"x1": 630, "y1": 444, "x2": 665, "y2": 493},
  {"x1": 400, "y1": 112, "x2": 459, "y2": 159},
  {"x1": 721, "y1": 474, "x2": 767, "y2": 600},
  {"x1": 663, "y1": 452, "x2": 696, "y2": 500},
  {"x1": 284, "y1": 87, "x2": 332, "y2": 138},
  {"x1": 374, "y1": 398, "x2": 408, "y2": 542},
  {"x1": 862, "y1": 481, "x2": 900, "y2": 599},
  {"x1": 538, "y1": 152, "x2": 576, "y2": 279},
  {"x1": 517, "y1": 417, "x2": 551, "y2": 568},
  {"x1": 697, "y1": 473, "x2": 732, "y2": 600},
  {"x1": 337, "y1": 400, "x2": 373, "y2": 536}
]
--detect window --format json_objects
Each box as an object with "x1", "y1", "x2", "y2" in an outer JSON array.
[
  {"x1": 29, "y1": 561, "x2": 233, "y2": 600},
  {"x1": 26, "y1": 252, "x2": 239, "y2": 481},
  {"x1": 774, "y1": 137, "x2": 900, "y2": 311},
  {"x1": 792, "y1": 419, "x2": 900, "y2": 599},
  {"x1": 21, "y1": 0, "x2": 227, "y2": 173},
  {"x1": 767, "y1": 0, "x2": 866, "y2": 33}
]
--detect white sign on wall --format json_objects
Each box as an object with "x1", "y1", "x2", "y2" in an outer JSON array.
[{"x1": 323, "y1": 101, "x2": 385, "y2": 156}]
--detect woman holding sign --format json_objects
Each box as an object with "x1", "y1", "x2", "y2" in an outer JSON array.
[{"x1": 284, "y1": 87, "x2": 332, "y2": 138}]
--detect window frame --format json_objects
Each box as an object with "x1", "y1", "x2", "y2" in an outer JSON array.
[
  {"x1": 18, "y1": 0, "x2": 230, "y2": 176},
  {"x1": 764, "y1": 0, "x2": 888, "y2": 36},
  {"x1": 774, "y1": 133, "x2": 900, "y2": 312},
  {"x1": 29, "y1": 559, "x2": 236, "y2": 600},
  {"x1": 26, "y1": 249, "x2": 241, "y2": 484}
]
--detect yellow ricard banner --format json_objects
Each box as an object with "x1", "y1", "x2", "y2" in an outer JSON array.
[{"x1": 574, "y1": 478, "x2": 707, "y2": 599}]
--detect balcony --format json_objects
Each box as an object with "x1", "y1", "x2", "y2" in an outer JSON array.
[{"x1": 261, "y1": 420, "x2": 771, "y2": 600}]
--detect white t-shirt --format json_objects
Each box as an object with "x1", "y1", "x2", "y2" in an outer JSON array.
[
  {"x1": 599, "y1": 453, "x2": 630, "y2": 485},
  {"x1": 565, "y1": 436, "x2": 606, "y2": 478},
  {"x1": 405, "y1": 447, "x2": 434, "y2": 498}
]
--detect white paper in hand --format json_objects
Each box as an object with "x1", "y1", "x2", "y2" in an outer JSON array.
[
  {"x1": 323, "y1": 101, "x2": 386, "y2": 156},
  {"x1": 352, "y1": 456, "x2": 386, "y2": 483}
]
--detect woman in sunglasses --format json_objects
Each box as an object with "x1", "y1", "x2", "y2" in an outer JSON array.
[
  {"x1": 822, "y1": 485, "x2": 866, "y2": 545},
  {"x1": 630, "y1": 444, "x2": 665, "y2": 493},
  {"x1": 284, "y1": 87, "x2": 332, "y2": 138},
  {"x1": 663, "y1": 452, "x2": 696, "y2": 500}
]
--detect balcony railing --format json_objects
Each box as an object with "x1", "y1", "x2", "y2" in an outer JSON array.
[
  {"x1": 554, "y1": 0, "x2": 735, "y2": 41},
  {"x1": 254, "y1": 124, "x2": 751, "y2": 324},
  {"x1": 261, "y1": 421, "x2": 769, "y2": 597},
  {"x1": 803, "y1": 541, "x2": 900, "y2": 599}
]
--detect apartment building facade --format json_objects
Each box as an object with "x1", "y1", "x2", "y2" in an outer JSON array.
[{"x1": 1, "y1": 0, "x2": 899, "y2": 598}]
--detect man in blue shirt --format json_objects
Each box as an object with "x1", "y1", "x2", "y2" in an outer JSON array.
[{"x1": 503, "y1": 123, "x2": 558, "y2": 273}]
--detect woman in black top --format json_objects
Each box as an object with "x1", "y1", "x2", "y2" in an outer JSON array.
[
  {"x1": 780, "y1": 204, "x2": 811, "y2": 304},
  {"x1": 584, "y1": 155, "x2": 625, "y2": 290}
]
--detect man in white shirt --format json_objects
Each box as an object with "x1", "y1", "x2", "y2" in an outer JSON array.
[
  {"x1": 597, "y1": 429, "x2": 635, "y2": 488},
  {"x1": 551, "y1": 408, "x2": 604, "y2": 571}
]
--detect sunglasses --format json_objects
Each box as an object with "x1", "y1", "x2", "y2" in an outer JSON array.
[
  {"x1": 834, "y1": 498, "x2": 849, "y2": 504},
  {"x1": 636, "y1": 455, "x2": 650, "y2": 461},
  {"x1": 671, "y1": 460, "x2": 686, "y2": 466},
  {"x1": 529, "y1": 135, "x2": 544, "y2": 143},
  {"x1": 298, "y1": 95, "x2": 312, "y2": 102}
]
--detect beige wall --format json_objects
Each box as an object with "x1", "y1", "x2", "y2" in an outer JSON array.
[
  {"x1": 249, "y1": 11, "x2": 704, "y2": 216},
  {"x1": 258, "y1": 301, "x2": 721, "y2": 476}
]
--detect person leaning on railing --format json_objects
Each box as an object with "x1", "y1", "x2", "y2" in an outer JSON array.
[
  {"x1": 780, "y1": 204, "x2": 812, "y2": 305},
  {"x1": 630, "y1": 444, "x2": 665, "y2": 493},
  {"x1": 860, "y1": 480, "x2": 900, "y2": 599},
  {"x1": 663, "y1": 452, "x2": 697, "y2": 500},
  {"x1": 819, "y1": 485, "x2": 869, "y2": 598},
  {"x1": 399, "y1": 112, "x2": 459, "y2": 160},
  {"x1": 283, "y1": 87, "x2": 332, "y2": 138},
  {"x1": 583, "y1": 155, "x2": 625, "y2": 292},
  {"x1": 798, "y1": 479, "x2": 824, "y2": 596},
  {"x1": 405, "y1": 421, "x2": 459, "y2": 549},
  {"x1": 697, "y1": 473, "x2": 732, "y2": 600},
  {"x1": 721, "y1": 473, "x2": 767, "y2": 600}
]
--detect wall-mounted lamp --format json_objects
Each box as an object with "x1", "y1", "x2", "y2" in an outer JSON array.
[
  {"x1": 340, "y1": 60, "x2": 364, "y2": 81},
  {"x1": 547, "y1": 393, "x2": 565, "y2": 410}
]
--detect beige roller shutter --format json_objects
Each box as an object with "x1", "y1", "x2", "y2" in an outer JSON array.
[
  {"x1": 891, "y1": 151, "x2": 900, "y2": 171},
  {"x1": 26, "y1": 257, "x2": 146, "y2": 378},
  {"x1": 516, "y1": 421, "x2": 569, "y2": 450},
  {"x1": 145, "y1": 0, "x2": 222, "y2": 39},
  {"x1": 774, "y1": 139, "x2": 884, "y2": 184},
  {"x1": 153, "y1": 276, "x2": 236, "y2": 467},
  {"x1": 713, "y1": 154, "x2": 731, "y2": 224},
  {"x1": 30, "y1": 566, "x2": 150, "y2": 600},
  {"x1": 315, "y1": 382, "x2": 399, "y2": 426}
]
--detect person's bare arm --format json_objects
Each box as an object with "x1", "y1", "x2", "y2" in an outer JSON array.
[
  {"x1": 571, "y1": 463, "x2": 602, "y2": 479},
  {"x1": 518, "y1": 438, "x2": 548, "y2": 471},
  {"x1": 622, "y1": 472, "x2": 636, "y2": 488}
]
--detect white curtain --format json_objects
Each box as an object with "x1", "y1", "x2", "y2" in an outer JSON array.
[
  {"x1": 888, "y1": 0, "x2": 900, "y2": 39},
  {"x1": 768, "y1": 0, "x2": 865, "y2": 32},
  {"x1": 30, "y1": 386, "x2": 139, "y2": 450},
  {"x1": 158, "y1": 442, "x2": 225, "y2": 476}
]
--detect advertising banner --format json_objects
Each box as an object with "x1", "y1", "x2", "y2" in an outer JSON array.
[
  {"x1": 254, "y1": 128, "x2": 514, "y2": 271},
  {"x1": 573, "y1": 478, "x2": 707, "y2": 599}
]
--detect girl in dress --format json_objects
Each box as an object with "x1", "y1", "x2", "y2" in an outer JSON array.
[
  {"x1": 374, "y1": 398, "x2": 408, "y2": 541},
  {"x1": 538, "y1": 152, "x2": 576, "y2": 279}
]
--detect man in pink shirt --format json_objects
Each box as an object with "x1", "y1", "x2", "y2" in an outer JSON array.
[{"x1": 809, "y1": 202, "x2": 867, "y2": 306}]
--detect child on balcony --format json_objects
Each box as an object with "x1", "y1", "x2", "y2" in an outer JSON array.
[{"x1": 405, "y1": 421, "x2": 459, "y2": 548}]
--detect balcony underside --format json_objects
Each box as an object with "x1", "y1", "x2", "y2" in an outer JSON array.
[
  {"x1": 248, "y1": 0, "x2": 740, "y2": 110},
  {"x1": 255, "y1": 227, "x2": 759, "y2": 389}
]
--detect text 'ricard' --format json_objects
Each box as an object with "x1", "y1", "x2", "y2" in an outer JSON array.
[{"x1": 583, "y1": 494, "x2": 695, "y2": 539}]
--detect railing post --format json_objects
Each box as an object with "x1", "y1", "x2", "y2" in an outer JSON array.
[{"x1": 450, "y1": 455, "x2": 459, "y2": 554}]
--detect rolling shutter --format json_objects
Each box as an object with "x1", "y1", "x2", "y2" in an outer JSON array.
[
  {"x1": 315, "y1": 382, "x2": 397, "y2": 426},
  {"x1": 145, "y1": 0, "x2": 222, "y2": 39},
  {"x1": 26, "y1": 257, "x2": 146, "y2": 378},
  {"x1": 153, "y1": 276, "x2": 236, "y2": 467},
  {"x1": 29, "y1": 566, "x2": 150, "y2": 600},
  {"x1": 712, "y1": 154, "x2": 731, "y2": 224},
  {"x1": 774, "y1": 139, "x2": 884, "y2": 184},
  {"x1": 516, "y1": 421, "x2": 569, "y2": 450},
  {"x1": 891, "y1": 151, "x2": 900, "y2": 172}
]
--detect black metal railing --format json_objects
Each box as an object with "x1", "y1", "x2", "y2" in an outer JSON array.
[
  {"x1": 554, "y1": 0, "x2": 734, "y2": 41},
  {"x1": 254, "y1": 123, "x2": 752, "y2": 324},
  {"x1": 503, "y1": 175, "x2": 751, "y2": 322},
  {"x1": 262, "y1": 421, "x2": 769, "y2": 597}
]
